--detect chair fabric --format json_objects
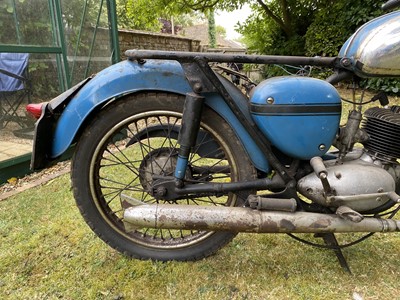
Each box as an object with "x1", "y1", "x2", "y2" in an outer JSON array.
[
  {"x1": 0, "y1": 53, "x2": 32, "y2": 129},
  {"x1": 0, "y1": 53, "x2": 29, "y2": 91}
]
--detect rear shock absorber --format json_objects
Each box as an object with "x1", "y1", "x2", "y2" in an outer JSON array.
[{"x1": 174, "y1": 92, "x2": 205, "y2": 186}]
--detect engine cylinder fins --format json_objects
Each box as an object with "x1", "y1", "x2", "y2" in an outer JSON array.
[{"x1": 362, "y1": 106, "x2": 400, "y2": 160}]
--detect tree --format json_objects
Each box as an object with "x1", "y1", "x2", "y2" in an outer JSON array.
[
  {"x1": 216, "y1": 25, "x2": 226, "y2": 38},
  {"x1": 116, "y1": 0, "x2": 200, "y2": 32},
  {"x1": 305, "y1": 0, "x2": 382, "y2": 56},
  {"x1": 0, "y1": 0, "x2": 55, "y2": 45},
  {"x1": 207, "y1": 10, "x2": 216, "y2": 48},
  {"x1": 116, "y1": 0, "x2": 164, "y2": 31},
  {"x1": 238, "y1": 0, "x2": 333, "y2": 55},
  {"x1": 172, "y1": 0, "x2": 384, "y2": 56},
  {"x1": 171, "y1": 0, "x2": 329, "y2": 55}
]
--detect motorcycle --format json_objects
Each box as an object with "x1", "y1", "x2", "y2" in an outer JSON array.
[{"x1": 27, "y1": 0, "x2": 400, "y2": 272}]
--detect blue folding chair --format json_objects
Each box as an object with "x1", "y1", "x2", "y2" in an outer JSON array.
[{"x1": 0, "y1": 53, "x2": 32, "y2": 129}]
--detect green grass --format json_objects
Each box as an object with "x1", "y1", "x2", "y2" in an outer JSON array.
[
  {"x1": 1, "y1": 174, "x2": 400, "y2": 299},
  {"x1": 2, "y1": 87, "x2": 400, "y2": 299}
]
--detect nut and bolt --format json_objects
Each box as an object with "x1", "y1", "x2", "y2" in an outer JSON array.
[
  {"x1": 193, "y1": 82, "x2": 202, "y2": 93},
  {"x1": 266, "y1": 97, "x2": 275, "y2": 104},
  {"x1": 155, "y1": 187, "x2": 167, "y2": 197},
  {"x1": 341, "y1": 58, "x2": 352, "y2": 67}
]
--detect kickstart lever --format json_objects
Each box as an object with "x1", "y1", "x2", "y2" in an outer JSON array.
[{"x1": 310, "y1": 157, "x2": 335, "y2": 200}]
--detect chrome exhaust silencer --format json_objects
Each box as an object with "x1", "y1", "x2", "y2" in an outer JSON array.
[{"x1": 123, "y1": 204, "x2": 400, "y2": 233}]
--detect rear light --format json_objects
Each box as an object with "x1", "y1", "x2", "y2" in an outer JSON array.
[{"x1": 26, "y1": 103, "x2": 45, "y2": 119}]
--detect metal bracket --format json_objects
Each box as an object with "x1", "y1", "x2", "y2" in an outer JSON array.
[
  {"x1": 317, "y1": 233, "x2": 352, "y2": 274},
  {"x1": 120, "y1": 193, "x2": 146, "y2": 232}
]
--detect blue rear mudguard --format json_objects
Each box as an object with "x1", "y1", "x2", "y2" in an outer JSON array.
[{"x1": 34, "y1": 59, "x2": 270, "y2": 172}]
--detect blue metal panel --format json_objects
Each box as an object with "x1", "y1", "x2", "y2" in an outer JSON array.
[
  {"x1": 205, "y1": 94, "x2": 270, "y2": 172},
  {"x1": 51, "y1": 59, "x2": 191, "y2": 157},
  {"x1": 250, "y1": 77, "x2": 341, "y2": 160},
  {"x1": 50, "y1": 59, "x2": 270, "y2": 172}
]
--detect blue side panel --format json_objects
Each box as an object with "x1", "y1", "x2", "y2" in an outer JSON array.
[
  {"x1": 252, "y1": 114, "x2": 340, "y2": 160},
  {"x1": 50, "y1": 59, "x2": 270, "y2": 172},
  {"x1": 250, "y1": 77, "x2": 341, "y2": 160}
]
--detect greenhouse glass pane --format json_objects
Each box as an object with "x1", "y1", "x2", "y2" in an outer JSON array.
[
  {"x1": 0, "y1": 52, "x2": 62, "y2": 142},
  {"x1": 61, "y1": 0, "x2": 113, "y2": 85},
  {"x1": 0, "y1": 0, "x2": 54, "y2": 47}
]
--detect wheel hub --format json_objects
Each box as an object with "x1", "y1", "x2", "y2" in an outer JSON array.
[{"x1": 139, "y1": 148, "x2": 184, "y2": 192}]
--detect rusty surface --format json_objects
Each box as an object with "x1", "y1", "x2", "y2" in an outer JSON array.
[
  {"x1": 123, "y1": 204, "x2": 400, "y2": 234},
  {"x1": 125, "y1": 50, "x2": 338, "y2": 67}
]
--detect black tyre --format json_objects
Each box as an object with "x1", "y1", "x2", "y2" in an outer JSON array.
[{"x1": 71, "y1": 92, "x2": 256, "y2": 261}]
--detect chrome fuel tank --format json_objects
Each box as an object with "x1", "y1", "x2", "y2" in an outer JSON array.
[{"x1": 339, "y1": 11, "x2": 400, "y2": 77}]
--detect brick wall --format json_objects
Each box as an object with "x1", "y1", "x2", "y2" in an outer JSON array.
[
  {"x1": 28, "y1": 30, "x2": 202, "y2": 100},
  {"x1": 118, "y1": 29, "x2": 201, "y2": 59}
]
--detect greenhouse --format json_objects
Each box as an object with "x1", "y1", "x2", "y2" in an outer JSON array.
[{"x1": 0, "y1": 0, "x2": 120, "y2": 183}]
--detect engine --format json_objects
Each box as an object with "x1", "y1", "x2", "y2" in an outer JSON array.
[
  {"x1": 249, "y1": 75, "x2": 400, "y2": 213},
  {"x1": 363, "y1": 106, "x2": 400, "y2": 161},
  {"x1": 298, "y1": 106, "x2": 400, "y2": 214}
]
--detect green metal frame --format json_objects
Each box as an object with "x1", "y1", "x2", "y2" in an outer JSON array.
[
  {"x1": 11, "y1": 0, "x2": 22, "y2": 44},
  {"x1": 0, "y1": 0, "x2": 120, "y2": 91},
  {"x1": 108, "y1": 0, "x2": 121, "y2": 64},
  {"x1": 49, "y1": 0, "x2": 71, "y2": 91},
  {"x1": 0, "y1": 0, "x2": 120, "y2": 184},
  {"x1": 0, "y1": 45, "x2": 63, "y2": 53}
]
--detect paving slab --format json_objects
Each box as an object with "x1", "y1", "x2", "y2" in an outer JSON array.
[{"x1": 0, "y1": 141, "x2": 32, "y2": 162}]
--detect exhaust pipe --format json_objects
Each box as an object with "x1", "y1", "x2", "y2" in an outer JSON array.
[{"x1": 123, "y1": 204, "x2": 400, "y2": 233}]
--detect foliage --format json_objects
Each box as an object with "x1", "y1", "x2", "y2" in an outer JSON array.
[
  {"x1": 116, "y1": 0, "x2": 201, "y2": 31},
  {"x1": 164, "y1": 0, "x2": 386, "y2": 58},
  {"x1": 175, "y1": 0, "x2": 326, "y2": 55},
  {"x1": 216, "y1": 25, "x2": 226, "y2": 38},
  {"x1": 176, "y1": 0, "x2": 250, "y2": 13},
  {"x1": 173, "y1": 11, "x2": 207, "y2": 28},
  {"x1": 116, "y1": 0, "x2": 163, "y2": 31},
  {"x1": 237, "y1": 1, "x2": 328, "y2": 56},
  {"x1": 1, "y1": 173, "x2": 400, "y2": 299},
  {"x1": 233, "y1": 0, "x2": 400, "y2": 93},
  {"x1": 305, "y1": 0, "x2": 383, "y2": 57},
  {"x1": 303, "y1": 0, "x2": 400, "y2": 93},
  {"x1": 363, "y1": 78, "x2": 400, "y2": 94},
  {"x1": 208, "y1": 10, "x2": 216, "y2": 48},
  {"x1": 0, "y1": 0, "x2": 53, "y2": 45}
]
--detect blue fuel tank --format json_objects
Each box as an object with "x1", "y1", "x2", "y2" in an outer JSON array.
[{"x1": 250, "y1": 76, "x2": 341, "y2": 160}]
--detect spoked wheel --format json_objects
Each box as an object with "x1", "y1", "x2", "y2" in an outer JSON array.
[{"x1": 71, "y1": 92, "x2": 256, "y2": 261}]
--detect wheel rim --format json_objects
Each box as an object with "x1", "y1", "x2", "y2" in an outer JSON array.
[{"x1": 88, "y1": 110, "x2": 241, "y2": 250}]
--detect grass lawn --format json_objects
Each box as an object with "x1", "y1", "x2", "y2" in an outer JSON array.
[
  {"x1": 1, "y1": 173, "x2": 399, "y2": 300},
  {"x1": 1, "y1": 87, "x2": 400, "y2": 299}
]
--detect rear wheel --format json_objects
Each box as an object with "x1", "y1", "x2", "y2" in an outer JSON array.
[{"x1": 71, "y1": 92, "x2": 256, "y2": 261}]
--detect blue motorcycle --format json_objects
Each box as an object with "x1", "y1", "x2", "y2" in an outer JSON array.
[{"x1": 28, "y1": 0, "x2": 400, "y2": 270}]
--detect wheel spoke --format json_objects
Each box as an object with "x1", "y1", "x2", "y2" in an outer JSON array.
[
  {"x1": 78, "y1": 95, "x2": 255, "y2": 256},
  {"x1": 99, "y1": 114, "x2": 228, "y2": 242},
  {"x1": 103, "y1": 148, "x2": 140, "y2": 178}
]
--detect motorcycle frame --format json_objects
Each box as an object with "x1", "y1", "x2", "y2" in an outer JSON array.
[
  {"x1": 125, "y1": 50, "x2": 344, "y2": 197},
  {"x1": 32, "y1": 50, "x2": 352, "y2": 200}
]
